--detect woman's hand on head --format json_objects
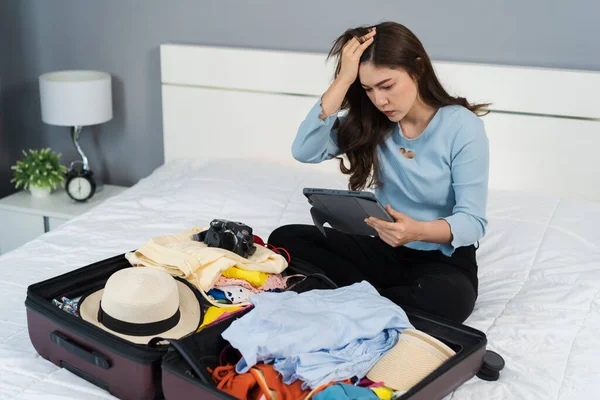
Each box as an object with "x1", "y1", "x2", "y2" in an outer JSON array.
[
  {"x1": 365, "y1": 204, "x2": 422, "y2": 247},
  {"x1": 337, "y1": 28, "x2": 376, "y2": 86}
]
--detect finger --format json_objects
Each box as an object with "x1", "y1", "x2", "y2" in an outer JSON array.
[
  {"x1": 357, "y1": 36, "x2": 374, "y2": 51},
  {"x1": 356, "y1": 30, "x2": 376, "y2": 49},
  {"x1": 367, "y1": 220, "x2": 397, "y2": 246},
  {"x1": 379, "y1": 226, "x2": 403, "y2": 246},
  {"x1": 365, "y1": 216, "x2": 385, "y2": 224},
  {"x1": 378, "y1": 232, "x2": 398, "y2": 247},
  {"x1": 370, "y1": 223, "x2": 387, "y2": 240},
  {"x1": 385, "y1": 204, "x2": 405, "y2": 221},
  {"x1": 342, "y1": 36, "x2": 357, "y2": 49},
  {"x1": 365, "y1": 217, "x2": 386, "y2": 232},
  {"x1": 366, "y1": 218, "x2": 385, "y2": 235},
  {"x1": 359, "y1": 28, "x2": 377, "y2": 43},
  {"x1": 365, "y1": 217, "x2": 385, "y2": 231},
  {"x1": 343, "y1": 37, "x2": 361, "y2": 53},
  {"x1": 355, "y1": 37, "x2": 374, "y2": 55},
  {"x1": 369, "y1": 218, "x2": 397, "y2": 231}
]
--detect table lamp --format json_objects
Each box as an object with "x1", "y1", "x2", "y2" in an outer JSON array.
[{"x1": 39, "y1": 70, "x2": 112, "y2": 202}]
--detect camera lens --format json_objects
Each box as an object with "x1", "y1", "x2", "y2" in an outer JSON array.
[{"x1": 222, "y1": 231, "x2": 237, "y2": 251}]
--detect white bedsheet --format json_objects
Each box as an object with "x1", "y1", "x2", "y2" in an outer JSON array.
[{"x1": 1, "y1": 158, "x2": 599, "y2": 399}]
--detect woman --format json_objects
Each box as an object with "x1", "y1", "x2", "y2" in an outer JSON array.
[{"x1": 269, "y1": 22, "x2": 489, "y2": 323}]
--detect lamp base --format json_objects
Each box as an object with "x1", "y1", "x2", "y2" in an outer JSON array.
[
  {"x1": 66, "y1": 125, "x2": 96, "y2": 202},
  {"x1": 71, "y1": 125, "x2": 89, "y2": 172}
]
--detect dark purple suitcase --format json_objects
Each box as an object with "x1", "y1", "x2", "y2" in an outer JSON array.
[
  {"x1": 160, "y1": 270, "x2": 499, "y2": 400},
  {"x1": 25, "y1": 254, "x2": 174, "y2": 400}
]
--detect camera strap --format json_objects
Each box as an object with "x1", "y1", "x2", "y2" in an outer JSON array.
[{"x1": 192, "y1": 230, "x2": 208, "y2": 242}]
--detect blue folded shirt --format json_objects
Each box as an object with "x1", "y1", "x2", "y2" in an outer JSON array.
[
  {"x1": 314, "y1": 383, "x2": 379, "y2": 400},
  {"x1": 221, "y1": 281, "x2": 413, "y2": 389}
]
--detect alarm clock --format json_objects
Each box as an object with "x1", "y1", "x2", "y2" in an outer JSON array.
[{"x1": 65, "y1": 163, "x2": 96, "y2": 202}]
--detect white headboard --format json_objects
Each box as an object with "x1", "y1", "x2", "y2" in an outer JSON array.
[{"x1": 159, "y1": 43, "x2": 600, "y2": 202}]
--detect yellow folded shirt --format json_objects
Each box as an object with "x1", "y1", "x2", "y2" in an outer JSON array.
[
  {"x1": 371, "y1": 386, "x2": 394, "y2": 400},
  {"x1": 198, "y1": 306, "x2": 243, "y2": 330},
  {"x1": 221, "y1": 267, "x2": 269, "y2": 287},
  {"x1": 124, "y1": 227, "x2": 288, "y2": 292}
]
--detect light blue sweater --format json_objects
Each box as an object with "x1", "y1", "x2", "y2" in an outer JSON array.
[
  {"x1": 292, "y1": 99, "x2": 489, "y2": 257},
  {"x1": 221, "y1": 281, "x2": 413, "y2": 389}
]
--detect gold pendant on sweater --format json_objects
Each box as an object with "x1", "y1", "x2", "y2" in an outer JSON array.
[{"x1": 399, "y1": 147, "x2": 415, "y2": 159}]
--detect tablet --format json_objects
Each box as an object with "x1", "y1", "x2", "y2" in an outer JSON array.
[{"x1": 303, "y1": 188, "x2": 395, "y2": 237}]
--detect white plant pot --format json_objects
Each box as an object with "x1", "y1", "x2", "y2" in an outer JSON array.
[{"x1": 29, "y1": 186, "x2": 51, "y2": 198}]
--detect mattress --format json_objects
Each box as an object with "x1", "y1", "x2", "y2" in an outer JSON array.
[{"x1": 1, "y1": 158, "x2": 599, "y2": 399}]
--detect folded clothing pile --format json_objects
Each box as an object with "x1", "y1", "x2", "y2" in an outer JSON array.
[
  {"x1": 124, "y1": 227, "x2": 289, "y2": 305},
  {"x1": 211, "y1": 281, "x2": 456, "y2": 399}
]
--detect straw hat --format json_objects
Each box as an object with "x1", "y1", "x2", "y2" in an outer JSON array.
[
  {"x1": 366, "y1": 328, "x2": 456, "y2": 391},
  {"x1": 79, "y1": 267, "x2": 201, "y2": 345}
]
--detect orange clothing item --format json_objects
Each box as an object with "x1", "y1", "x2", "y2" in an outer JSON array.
[{"x1": 209, "y1": 364, "x2": 310, "y2": 400}]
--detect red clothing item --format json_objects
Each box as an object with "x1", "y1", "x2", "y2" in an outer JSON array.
[
  {"x1": 253, "y1": 235, "x2": 265, "y2": 247},
  {"x1": 209, "y1": 364, "x2": 310, "y2": 400}
]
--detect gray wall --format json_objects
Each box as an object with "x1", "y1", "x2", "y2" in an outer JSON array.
[{"x1": 1, "y1": 0, "x2": 598, "y2": 198}]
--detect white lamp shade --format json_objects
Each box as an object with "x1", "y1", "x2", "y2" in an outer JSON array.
[{"x1": 39, "y1": 70, "x2": 113, "y2": 126}]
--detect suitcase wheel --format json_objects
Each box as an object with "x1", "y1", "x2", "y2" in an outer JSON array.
[{"x1": 476, "y1": 350, "x2": 505, "y2": 381}]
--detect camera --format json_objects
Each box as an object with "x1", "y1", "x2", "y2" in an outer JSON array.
[{"x1": 194, "y1": 219, "x2": 257, "y2": 258}]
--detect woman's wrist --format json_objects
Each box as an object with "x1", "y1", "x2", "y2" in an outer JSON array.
[
  {"x1": 413, "y1": 219, "x2": 452, "y2": 244},
  {"x1": 334, "y1": 75, "x2": 355, "y2": 88},
  {"x1": 319, "y1": 78, "x2": 351, "y2": 120}
]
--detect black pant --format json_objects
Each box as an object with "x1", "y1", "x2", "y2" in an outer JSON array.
[{"x1": 268, "y1": 224, "x2": 479, "y2": 323}]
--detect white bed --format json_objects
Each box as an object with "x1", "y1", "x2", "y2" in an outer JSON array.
[{"x1": 1, "y1": 44, "x2": 600, "y2": 399}]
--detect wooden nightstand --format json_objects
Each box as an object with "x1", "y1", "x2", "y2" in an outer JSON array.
[{"x1": 0, "y1": 184, "x2": 127, "y2": 255}]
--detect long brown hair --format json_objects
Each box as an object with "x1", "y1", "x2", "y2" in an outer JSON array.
[{"x1": 327, "y1": 21, "x2": 490, "y2": 191}]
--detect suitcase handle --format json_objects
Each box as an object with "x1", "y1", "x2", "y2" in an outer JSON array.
[{"x1": 50, "y1": 331, "x2": 111, "y2": 369}]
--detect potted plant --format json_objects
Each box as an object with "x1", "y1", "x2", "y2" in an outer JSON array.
[{"x1": 10, "y1": 148, "x2": 68, "y2": 198}]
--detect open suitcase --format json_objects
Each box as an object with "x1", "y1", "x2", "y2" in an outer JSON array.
[{"x1": 25, "y1": 252, "x2": 504, "y2": 400}]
